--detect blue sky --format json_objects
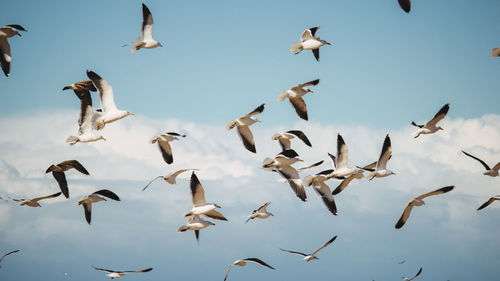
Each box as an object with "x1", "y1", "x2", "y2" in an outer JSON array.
[{"x1": 1, "y1": 0, "x2": 499, "y2": 281}]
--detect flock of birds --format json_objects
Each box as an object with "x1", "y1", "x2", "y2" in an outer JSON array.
[{"x1": 1, "y1": 0, "x2": 499, "y2": 280}]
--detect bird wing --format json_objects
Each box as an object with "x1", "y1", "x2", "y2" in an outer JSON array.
[
  {"x1": 52, "y1": 172, "x2": 69, "y2": 198},
  {"x1": 244, "y1": 258, "x2": 275, "y2": 270},
  {"x1": 425, "y1": 103, "x2": 449, "y2": 128},
  {"x1": 277, "y1": 166, "x2": 306, "y2": 202},
  {"x1": 376, "y1": 135, "x2": 392, "y2": 170},
  {"x1": 279, "y1": 248, "x2": 308, "y2": 257},
  {"x1": 59, "y1": 160, "x2": 90, "y2": 175},
  {"x1": 311, "y1": 235, "x2": 337, "y2": 256},
  {"x1": 411, "y1": 121, "x2": 424, "y2": 128},
  {"x1": 395, "y1": 201, "x2": 416, "y2": 229},
  {"x1": 312, "y1": 49, "x2": 320, "y2": 61},
  {"x1": 223, "y1": 263, "x2": 235, "y2": 281},
  {"x1": 194, "y1": 230, "x2": 200, "y2": 242},
  {"x1": 336, "y1": 134, "x2": 348, "y2": 169},
  {"x1": 190, "y1": 172, "x2": 206, "y2": 206},
  {"x1": 122, "y1": 268, "x2": 153, "y2": 274},
  {"x1": 82, "y1": 202, "x2": 92, "y2": 224},
  {"x1": 300, "y1": 27, "x2": 319, "y2": 42},
  {"x1": 311, "y1": 181, "x2": 337, "y2": 215},
  {"x1": 92, "y1": 265, "x2": 115, "y2": 273},
  {"x1": 0, "y1": 36, "x2": 11, "y2": 77},
  {"x1": 32, "y1": 192, "x2": 62, "y2": 202},
  {"x1": 142, "y1": 176, "x2": 163, "y2": 191},
  {"x1": 157, "y1": 138, "x2": 173, "y2": 164},
  {"x1": 75, "y1": 91, "x2": 94, "y2": 135},
  {"x1": 141, "y1": 3, "x2": 154, "y2": 41},
  {"x1": 203, "y1": 209, "x2": 227, "y2": 221},
  {"x1": 278, "y1": 137, "x2": 290, "y2": 151},
  {"x1": 331, "y1": 174, "x2": 359, "y2": 195},
  {"x1": 297, "y1": 160, "x2": 324, "y2": 172},
  {"x1": 461, "y1": 150, "x2": 491, "y2": 170},
  {"x1": 287, "y1": 130, "x2": 312, "y2": 147},
  {"x1": 86, "y1": 70, "x2": 117, "y2": 113},
  {"x1": 398, "y1": 0, "x2": 411, "y2": 13},
  {"x1": 246, "y1": 103, "x2": 265, "y2": 117},
  {"x1": 297, "y1": 79, "x2": 320, "y2": 88},
  {"x1": 92, "y1": 189, "x2": 120, "y2": 201},
  {"x1": 236, "y1": 125, "x2": 256, "y2": 153},
  {"x1": 328, "y1": 153, "x2": 337, "y2": 169},
  {"x1": 416, "y1": 186, "x2": 454, "y2": 200},
  {"x1": 409, "y1": 267, "x2": 423, "y2": 281},
  {"x1": 477, "y1": 197, "x2": 500, "y2": 211},
  {"x1": 0, "y1": 250, "x2": 20, "y2": 262},
  {"x1": 171, "y1": 168, "x2": 197, "y2": 179},
  {"x1": 288, "y1": 97, "x2": 308, "y2": 120}
]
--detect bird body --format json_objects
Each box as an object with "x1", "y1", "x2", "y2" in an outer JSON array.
[
  {"x1": 0, "y1": 24, "x2": 26, "y2": 77},
  {"x1": 291, "y1": 27, "x2": 330, "y2": 61},
  {"x1": 271, "y1": 130, "x2": 312, "y2": 150},
  {"x1": 76, "y1": 189, "x2": 120, "y2": 224},
  {"x1": 263, "y1": 150, "x2": 306, "y2": 201},
  {"x1": 131, "y1": 3, "x2": 162, "y2": 53},
  {"x1": 151, "y1": 132, "x2": 186, "y2": 164},
  {"x1": 365, "y1": 135, "x2": 395, "y2": 180},
  {"x1": 178, "y1": 214, "x2": 215, "y2": 242},
  {"x1": 46, "y1": 160, "x2": 89, "y2": 198},
  {"x1": 246, "y1": 202, "x2": 273, "y2": 223},
  {"x1": 278, "y1": 80, "x2": 319, "y2": 121},
  {"x1": 183, "y1": 172, "x2": 227, "y2": 220},
  {"x1": 411, "y1": 104, "x2": 449, "y2": 138},
  {"x1": 227, "y1": 104, "x2": 265, "y2": 153}
]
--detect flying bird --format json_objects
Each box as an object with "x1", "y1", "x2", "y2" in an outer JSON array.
[
  {"x1": 290, "y1": 27, "x2": 331, "y2": 61},
  {"x1": 332, "y1": 161, "x2": 376, "y2": 195},
  {"x1": 272, "y1": 130, "x2": 312, "y2": 150},
  {"x1": 178, "y1": 214, "x2": 215, "y2": 242},
  {"x1": 92, "y1": 265, "x2": 152, "y2": 279},
  {"x1": 45, "y1": 160, "x2": 90, "y2": 198},
  {"x1": 461, "y1": 150, "x2": 499, "y2": 177},
  {"x1": 226, "y1": 103, "x2": 265, "y2": 153},
  {"x1": 492, "y1": 48, "x2": 500, "y2": 57},
  {"x1": 142, "y1": 168, "x2": 199, "y2": 191},
  {"x1": 246, "y1": 202, "x2": 273, "y2": 223},
  {"x1": 277, "y1": 79, "x2": 319, "y2": 121},
  {"x1": 363, "y1": 135, "x2": 395, "y2": 180},
  {"x1": 10, "y1": 192, "x2": 61, "y2": 207},
  {"x1": 395, "y1": 186, "x2": 454, "y2": 229},
  {"x1": 398, "y1": 0, "x2": 411, "y2": 13},
  {"x1": 183, "y1": 172, "x2": 227, "y2": 221},
  {"x1": 303, "y1": 171, "x2": 338, "y2": 215},
  {"x1": 477, "y1": 196, "x2": 500, "y2": 211},
  {"x1": 150, "y1": 132, "x2": 186, "y2": 164},
  {"x1": 0, "y1": 250, "x2": 20, "y2": 268},
  {"x1": 86, "y1": 70, "x2": 134, "y2": 130},
  {"x1": 76, "y1": 189, "x2": 120, "y2": 225},
  {"x1": 262, "y1": 149, "x2": 306, "y2": 202},
  {"x1": 411, "y1": 103, "x2": 450, "y2": 138},
  {"x1": 326, "y1": 134, "x2": 364, "y2": 178},
  {"x1": 0, "y1": 24, "x2": 27, "y2": 77},
  {"x1": 280, "y1": 235, "x2": 337, "y2": 261},
  {"x1": 130, "y1": 3, "x2": 162, "y2": 53},
  {"x1": 223, "y1": 258, "x2": 275, "y2": 281},
  {"x1": 402, "y1": 267, "x2": 423, "y2": 281},
  {"x1": 65, "y1": 84, "x2": 106, "y2": 145}
]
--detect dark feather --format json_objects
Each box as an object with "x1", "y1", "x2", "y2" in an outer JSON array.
[
  {"x1": 279, "y1": 149, "x2": 299, "y2": 159},
  {"x1": 287, "y1": 130, "x2": 312, "y2": 147},
  {"x1": 312, "y1": 49, "x2": 320, "y2": 61},
  {"x1": 52, "y1": 172, "x2": 69, "y2": 198},
  {"x1": 93, "y1": 189, "x2": 120, "y2": 201},
  {"x1": 398, "y1": 0, "x2": 411, "y2": 13},
  {"x1": 309, "y1": 26, "x2": 319, "y2": 37},
  {"x1": 6, "y1": 24, "x2": 27, "y2": 31}
]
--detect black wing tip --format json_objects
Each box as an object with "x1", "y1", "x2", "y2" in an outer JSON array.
[
  {"x1": 395, "y1": 220, "x2": 405, "y2": 229},
  {"x1": 7, "y1": 24, "x2": 27, "y2": 31},
  {"x1": 86, "y1": 70, "x2": 100, "y2": 80},
  {"x1": 311, "y1": 79, "x2": 320, "y2": 85},
  {"x1": 279, "y1": 149, "x2": 299, "y2": 159},
  {"x1": 439, "y1": 185, "x2": 455, "y2": 193},
  {"x1": 142, "y1": 268, "x2": 153, "y2": 272}
]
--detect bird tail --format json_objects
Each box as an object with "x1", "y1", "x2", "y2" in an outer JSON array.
[
  {"x1": 290, "y1": 42, "x2": 303, "y2": 53},
  {"x1": 131, "y1": 37, "x2": 143, "y2": 53},
  {"x1": 303, "y1": 175, "x2": 314, "y2": 187},
  {"x1": 226, "y1": 120, "x2": 238, "y2": 130},
  {"x1": 277, "y1": 92, "x2": 288, "y2": 102},
  {"x1": 66, "y1": 136, "x2": 79, "y2": 145}
]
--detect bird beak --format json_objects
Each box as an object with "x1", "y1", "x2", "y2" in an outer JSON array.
[
  {"x1": 309, "y1": 89, "x2": 314, "y2": 93},
  {"x1": 102, "y1": 138, "x2": 107, "y2": 141},
  {"x1": 440, "y1": 127, "x2": 444, "y2": 131},
  {"x1": 257, "y1": 119, "x2": 262, "y2": 123},
  {"x1": 129, "y1": 112, "x2": 135, "y2": 116},
  {"x1": 298, "y1": 159, "x2": 304, "y2": 162}
]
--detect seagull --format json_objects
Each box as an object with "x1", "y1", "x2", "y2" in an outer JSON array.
[
  {"x1": 0, "y1": 24, "x2": 26, "y2": 77},
  {"x1": 11, "y1": 192, "x2": 61, "y2": 207},
  {"x1": 183, "y1": 172, "x2": 227, "y2": 221},
  {"x1": 227, "y1": 103, "x2": 265, "y2": 153},
  {"x1": 395, "y1": 186, "x2": 454, "y2": 229},
  {"x1": 461, "y1": 150, "x2": 499, "y2": 177},
  {"x1": 76, "y1": 189, "x2": 120, "y2": 225},
  {"x1": 92, "y1": 265, "x2": 152, "y2": 279},
  {"x1": 303, "y1": 171, "x2": 337, "y2": 215},
  {"x1": 262, "y1": 149, "x2": 306, "y2": 202},
  {"x1": 280, "y1": 235, "x2": 337, "y2": 262},
  {"x1": 290, "y1": 27, "x2": 331, "y2": 61},
  {"x1": 45, "y1": 160, "x2": 90, "y2": 198},
  {"x1": 277, "y1": 79, "x2": 319, "y2": 121},
  {"x1": 492, "y1": 48, "x2": 500, "y2": 57},
  {"x1": 402, "y1": 267, "x2": 423, "y2": 281},
  {"x1": 142, "y1": 168, "x2": 199, "y2": 191},
  {"x1": 272, "y1": 130, "x2": 312, "y2": 150},
  {"x1": 326, "y1": 134, "x2": 364, "y2": 178},
  {"x1": 398, "y1": 0, "x2": 411, "y2": 13},
  {"x1": 332, "y1": 161, "x2": 376, "y2": 195},
  {"x1": 130, "y1": 3, "x2": 162, "y2": 53},
  {"x1": 0, "y1": 250, "x2": 19, "y2": 268},
  {"x1": 411, "y1": 103, "x2": 450, "y2": 138},
  {"x1": 223, "y1": 258, "x2": 275, "y2": 281},
  {"x1": 477, "y1": 196, "x2": 500, "y2": 211},
  {"x1": 246, "y1": 202, "x2": 273, "y2": 223},
  {"x1": 178, "y1": 214, "x2": 215, "y2": 242},
  {"x1": 65, "y1": 87, "x2": 107, "y2": 145},
  {"x1": 87, "y1": 70, "x2": 134, "y2": 130},
  {"x1": 151, "y1": 132, "x2": 186, "y2": 164},
  {"x1": 364, "y1": 135, "x2": 395, "y2": 180}
]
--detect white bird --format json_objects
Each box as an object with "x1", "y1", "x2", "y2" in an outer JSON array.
[
  {"x1": 411, "y1": 103, "x2": 450, "y2": 138},
  {"x1": 223, "y1": 258, "x2": 275, "y2": 281},
  {"x1": 0, "y1": 250, "x2": 20, "y2": 268},
  {"x1": 130, "y1": 3, "x2": 162, "y2": 53},
  {"x1": 491, "y1": 47, "x2": 500, "y2": 57},
  {"x1": 0, "y1": 24, "x2": 26, "y2": 77},
  {"x1": 178, "y1": 214, "x2": 215, "y2": 242},
  {"x1": 277, "y1": 79, "x2": 319, "y2": 121},
  {"x1": 142, "y1": 168, "x2": 199, "y2": 191},
  {"x1": 76, "y1": 189, "x2": 120, "y2": 225},
  {"x1": 87, "y1": 70, "x2": 134, "y2": 130},
  {"x1": 272, "y1": 130, "x2": 312, "y2": 150},
  {"x1": 303, "y1": 171, "x2": 338, "y2": 215},
  {"x1": 150, "y1": 132, "x2": 186, "y2": 164},
  {"x1": 462, "y1": 150, "x2": 499, "y2": 177},
  {"x1": 10, "y1": 192, "x2": 61, "y2": 207},
  {"x1": 332, "y1": 161, "x2": 376, "y2": 195},
  {"x1": 227, "y1": 104, "x2": 265, "y2": 153},
  {"x1": 280, "y1": 235, "x2": 337, "y2": 261},
  {"x1": 398, "y1": 0, "x2": 411, "y2": 13},
  {"x1": 262, "y1": 149, "x2": 306, "y2": 202},
  {"x1": 92, "y1": 265, "x2": 152, "y2": 279},
  {"x1": 402, "y1": 267, "x2": 423, "y2": 281},
  {"x1": 65, "y1": 84, "x2": 107, "y2": 145},
  {"x1": 246, "y1": 202, "x2": 273, "y2": 223},
  {"x1": 290, "y1": 27, "x2": 331, "y2": 61},
  {"x1": 326, "y1": 134, "x2": 363, "y2": 179},
  {"x1": 395, "y1": 186, "x2": 454, "y2": 229},
  {"x1": 364, "y1": 134, "x2": 395, "y2": 180},
  {"x1": 45, "y1": 160, "x2": 90, "y2": 198},
  {"x1": 183, "y1": 172, "x2": 227, "y2": 221},
  {"x1": 477, "y1": 196, "x2": 500, "y2": 211}
]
